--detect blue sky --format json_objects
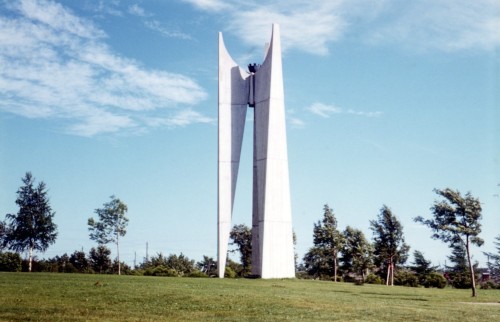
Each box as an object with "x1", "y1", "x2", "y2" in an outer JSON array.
[{"x1": 0, "y1": 0, "x2": 498, "y2": 269}]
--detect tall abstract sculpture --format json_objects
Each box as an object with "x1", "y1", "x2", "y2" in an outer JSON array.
[{"x1": 218, "y1": 24, "x2": 295, "y2": 279}]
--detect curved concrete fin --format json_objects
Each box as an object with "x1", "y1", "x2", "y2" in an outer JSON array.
[{"x1": 217, "y1": 32, "x2": 249, "y2": 278}]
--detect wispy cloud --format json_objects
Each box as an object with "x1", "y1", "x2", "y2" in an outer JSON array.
[
  {"x1": 128, "y1": 4, "x2": 149, "y2": 17},
  {"x1": 144, "y1": 109, "x2": 214, "y2": 128},
  {"x1": 184, "y1": 0, "x2": 500, "y2": 54},
  {"x1": 307, "y1": 102, "x2": 382, "y2": 118},
  {"x1": 181, "y1": 0, "x2": 231, "y2": 12},
  {"x1": 288, "y1": 117, "x2": 306, "y2": 129},
  {"x1": 127, "y1": 3, "x2": 192, "y2": 40},
  {"x1": 367, "y1": 0, "x2": 500, "y2": 52},
  {"x1": 0, "y1": 0, "x2": 208, "y2": 136},
  {"x1": 307, "y1": 103, "x2": 342, "y2": 118},
  {"x1": 144, "y1": 20, "x2": 192, "y2": 40}
]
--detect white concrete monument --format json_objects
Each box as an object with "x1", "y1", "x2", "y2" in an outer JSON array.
[{"x1": 218, "y1": 24, "x2": 295, "y2": 279}]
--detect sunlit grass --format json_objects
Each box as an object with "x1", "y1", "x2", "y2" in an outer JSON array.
[{"x1": 0, "y1": 272, "x2": 498, "y2": 321}]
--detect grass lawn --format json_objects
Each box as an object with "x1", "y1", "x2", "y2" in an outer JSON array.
[{"x1": 0, "y1": 272, "x2": 498, "y2": 321}]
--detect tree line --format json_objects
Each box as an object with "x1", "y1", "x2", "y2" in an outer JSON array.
[
  {"x1": 225, "y1": 190, "x2": 498, "y2": 297},
  {"x1": 1, "y1": 172, "x2": 499, "y2": 298}
]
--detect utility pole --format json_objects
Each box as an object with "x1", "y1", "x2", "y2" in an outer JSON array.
[{"x1": 146, "y1": 242, "x2": 149, "y2": 263}]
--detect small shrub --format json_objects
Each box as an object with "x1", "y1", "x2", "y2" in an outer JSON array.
[
  {"x1": 421, "y1": 273, "x2": 446, "y2": 289},
  {"x1": 365, "y1": 274, "x2": 383, "y2": 285},
  {"x1": 480, "y1": 281, "x2": 499, "y2": 290},
  {"x1": 224, "y1": 266, "x2": 237, "y2": 278},
  {"x1": 451, "y1": 272, "x2": 472, "y2": 289},
  {"x1": 144, "y1": 265, "x2": 179, "y2": 277},
  {"x1": 354, "y1": 279, "x2": 364, "y2": 286},
  {"x1": 0, "y1": 252, "x2": 22, "y2": 272},
  {"x1": 394, "y1": 270, "x2": 419, "y2": 287},
  {"x1": 318, "y1": 275, "x2": 343, "y2": 282},
  {"x1": 342, "y1": 275, "x2": 357, "y2": 283},
  {"x1": 295, "y1": 271, "x2": 311, "y2": 279},
  {"x1": 186, "y1": 270, "x2": 208, "y2": 278}
]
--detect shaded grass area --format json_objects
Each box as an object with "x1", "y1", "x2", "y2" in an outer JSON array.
[{"x1": 0, "y1": 272, "x2": 498, "y2": 321}]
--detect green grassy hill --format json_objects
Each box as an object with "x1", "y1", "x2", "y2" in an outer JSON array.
[{"x1": 0, "y1": 272, "x2": 498, "y2": 321}]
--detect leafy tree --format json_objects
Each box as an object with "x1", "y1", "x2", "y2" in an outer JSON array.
[
  {"x1": 142, "y1": 252, "x2": 196, "y2": 276},
  {"x1": 414, "y1": 188, "x2": 483, "y2": 297},
  {"x1": 165, "y1": 253, "x2": 195, "y2": 275},
  {"x1": 483, "y1": 235, "x2": 500, "y2": 279},
  {"x1": 341, "y1": 226, "x2": 374, "y2": 280},
  {"x1": 370, "y1": 205, "x2": 410, "y2": 286},
  {"x1": 304, "y1": 204, "x2": 345, "y2": 281},
  {"x1": 0, "y1": 221, "x2": 6, "y2": 250},
  {"x1": 446, "y1": 238, "x2": 468, "y2": 273},
  {"x1": 48, "y1": 253, "x2": 77, "y2": 273},
  {"x1": 89, "y1": 245, "x2": 112, "y2": 274},
  {"x1": 112, "y1": 259, "x2": 132, "y2": 275},
  {"x1": 0, "y1": 251, "x2": 22, "y2": 272},
  {"x1": 69, "y1": 250, "x2": 91, "y2": 273},
  {"x1": 411, "y1": 250, "x2": 437, "y2": 276},
  {"x1": 411, "y1": 250, "x2": 438, "y2": 285},
  {"x1": 88, "y1": 195, "x2": 129, "y2": 275},
  {"x1": 3, "y1": 172, "x2": 58, "y2": 272},
  {"x1": 197, "y1": 255, "x2": 217, "y2": 277},
  {"x1": 142, "y1": 252, "x2": 168, "y2": 268},
  {"x1": 229, "y1": 224, "x2": 252, "y2": 275}
]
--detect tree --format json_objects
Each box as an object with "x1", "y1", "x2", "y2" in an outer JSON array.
[
  {"x1": 370, "y1": 205, "x2": 409, "y2": 286},
  {"x1": 341, "y1": 226, "x2": 374, "y2": 280},
  {"x1": 304, "y1": 204, "x2": 344, "y2": 281},
  {"x1": 0, "y1": 251, "x2": 22, "y2": 272},
  {"x1": 0, "y1": 220, "x2": 6, "y2": 250},
  {"x1": 164, "y1": 253, "x2": 195, "y2": 275},
  {"x1": 411, "y1": 250, "x2": 437, "y2": 276},
  {"x1": 89, "y1": 245, "x2": 112, "y2": 274},
  {"x1": 88, "y1": 195, "x2": 129, "y2": 275},
  {"x1": 445, "y1": 238, "x2": 478, "y2": 289},
  {"x1": 447, "y1": 238, "x2": 468, "y2": 273},
  {"x1": 414, "y1": 188, "x2": 483, "y2": 297},
  {"x1": 411, "y1": 250, "x2": 438, "y2": 285},
  {"x1": 229, "y1": 224, "x2": 252, "y2": 275},
  {"x1": 69, "y1": 250, "x2": 90, "y2": 273},
  {"x1": 142, "y1": 252, "x2": 196, "y2": 276},
  {"x1": 483, "y1": 235, "x2": 500, "y2": 280},
  {"x1": 197, "y1": 255, "x2": 217, "y2": 277},
  {"x1": 3, "y1": 172, "x2": 58, "y2": 272}
]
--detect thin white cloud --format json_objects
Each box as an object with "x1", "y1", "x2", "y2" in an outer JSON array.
[
  {"x1": 0, "y1": 0, "x2": 208, "y2": 137},
  {"x1": 307, "y1": 102, "x2": 382, "y2": 118},
  {"x1": 346, "y1": 109, "x2": 383, "y2": 118},
  {"x1": 181, "y1": 0, "x2": 231, "y2": 12},
  {"x1": 367, "y1": 0, "x2": 500, "y2": 52},
  {"x1": 144, "y1": 20, "x2": 192, "y2": 40},
  {"x1": 126, "y1": 4, "x2": 192, "y2": 40},
  {"x1": 144, "y1": 109, "x2": 214, "y2": 128},
  {"x1": 307, "y1": 102, "x2": 342, "y2": 118},
  {"x1": 128, "y1": 4, "x2": 148, "y2": 17},
  {"x1": 184, "y1": 0, "x2": 500, "y2": 54},
  {"x1": 288, "y1": 117, "x2": 305, "y2": 129}
]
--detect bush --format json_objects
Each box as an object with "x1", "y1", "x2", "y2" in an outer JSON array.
[
  {"x1": 421, "y1": 273, "x2": 447, "y2": 289},
  {"x1": 186, "y1": 270, "x2": 208, "y2": 278},
  {"x1": 295, "y1": 271, "x2": 312, "y2": 279},
  {"x1": 365, "y1": 274, "x2": 383, "y2": 285},
  {"x1": 144, "y1": 266, "x2": 179, "y2": 277},
  {"x1": 480, "y1": 281, "x2": 499, "y2": 290},
  {"x1": 224, "y1": 266, "x2": 237, "y2": 278},
  {"x1": 0, "y1": 252, "x2": 22, "y2": 272},
  {"x1": 394, "y1": 270, "x2": 419, "y2": 287},
  {"x1": 451, "y1": 272, "x2": 472, "y2": 289}
]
